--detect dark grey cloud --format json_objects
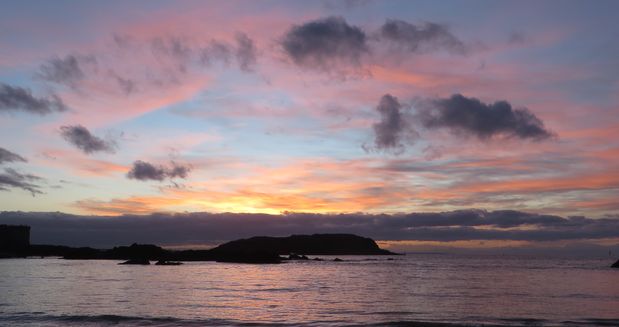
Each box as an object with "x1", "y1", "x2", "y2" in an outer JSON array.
[
  {"x1": 149, "y1": 34, "x2": 258, "y2": 73},
  {"x1": 114, "y1": 75, "x2": 136, "y2": 95},
  {"x1": 37, "y1": 54, "x2": 95, "y2": 87},
  {"x1": 40, "y1": 51, "x2": 139, "y2": 95},
  {"x1": 0, "y1": 168, "x2": 43, "y2": 196},
  {"x1": 151, "y1": 37, "x2": 192, "y2": 59},
  {"x1": 0, "y1": 83, "x2": 67, "y2": 115},
  {"x1": 281, "y1": 16, "x2": 368, "y2": 70},
  {"x1": 371, "y1": 94, "x2": 417, "y2": 152},
  {"x1": 200, "y1": 40, "x2": 233, "y2": 65},
  {"x1": 278, "y1": 16, "x2": 473, "y2": 74},
  {"x1": 0, "y1": 147, "x2": 27, "y2": 165},
  {"x1": 128, "y1": 161, "x2": 167, "y2": 181},
  {"x1": 1, "y1": 209, "x2": 618, "y2": 248},
  {"x1": 235, "y1": 32, "x2": 257, "y2": 72},
  {"x1": 379, "y1": 19, "x2": 467, "y2": 54},
  {"x1": 166, "y1": 162, "x2": 191, "y2": 179},
  {"x1": 149, "y1": 34, "x2": 257, "y2": 73},
  {"x1": 127, "y1": 160, "x2": 191, "y2": 182},
  {"x1": 151, "y1": 37, "x2": 192, "y2": 73},
  {"x1": 112, "y1": 34, "x2": 134, "y2": 48},
  {"x1": 508, "y1": 31, "x2": 527, "y2": 45},
  {"x1": 369, "y1": 93, "x2": 553, "y2": 152},
  {"x1": 322, "y1": 0, "x2": 372, "y2": 10},
  {"x1": 60, "y1": 125, "x2": 117, "y2": 154},
  {"x1": 419, "y1": 94, "x2": 554, "y2": 140}
]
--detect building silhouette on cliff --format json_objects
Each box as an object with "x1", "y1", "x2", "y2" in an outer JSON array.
[{"x1": 0, "y1": 225, "x2": 30, "y2": 251}]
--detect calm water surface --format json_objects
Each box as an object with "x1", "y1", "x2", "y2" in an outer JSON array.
[{"x1": 1, "y1": 254, "x2": 618, "y2": 326}]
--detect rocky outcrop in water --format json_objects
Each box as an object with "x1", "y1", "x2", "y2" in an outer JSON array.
[
  {"x1": 155, "y1": 260, "x2": 183, "y2": 265},
  {"x1": 210, "y1": 234, "x2": 396, "y2": 255},
  {"x1": 612, "y1": 260, "x2": 619, "y2": 268},
  {"x1": 8, "y1": 232, "x2": 395, "y2": 264},
  {"x1": 119, "y1": 258, "x2": 150, "y2": 265},
  {"x1": 287, "y1": 253, "x2": 309, "y2": 260}
]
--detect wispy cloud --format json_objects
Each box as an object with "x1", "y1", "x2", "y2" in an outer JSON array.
[
  {"x1": 0, "y1": 168, "x2": 43, "y2": 196},
  {"x1": 0, "y1": 147, "x2": 27, "y2": 164},
  {"x1": 378, "y1": 19, "x2": 467, "y2": 54},
  {"x1": 36, "y1": 54, "x2": 96, "y2": 89},
  {"x1": 0, "y1": 83, "x2": 67, "y2": 115},
  {"x1": 234, "y1": 32, "x2": 257, "y2": 72},
  {"x1": 0, "y1": 148, "x2": 43, "y2": 196}
]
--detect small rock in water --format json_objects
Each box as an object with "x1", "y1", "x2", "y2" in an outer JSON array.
[
  {"x1": 119, "y1": 258, "x2": 150, "y2": 265},
  {"x1": 612, "y1": 260, "x2": 619, "y2": 268},
  {"x1": 333, "y1": 258, "x2": 343, "y2": 262},
  {"x1": 288, "y1": 253, "x2": 309, "y2": 260},
  {"x1": 155, "y1": 260, "x2": 183, "y2": 265}
]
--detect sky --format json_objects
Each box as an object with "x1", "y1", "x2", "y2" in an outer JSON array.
[{"x1": 1, "y1": 0, "x2": 618, "y2": 252}]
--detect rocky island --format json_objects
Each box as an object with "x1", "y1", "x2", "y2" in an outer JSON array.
[
  {"x1": 4, "y1": 226, "x2": 397, "y2": 264},
  {"x1": 210, "y1": 234, "x2": 395, "y2": 255}
]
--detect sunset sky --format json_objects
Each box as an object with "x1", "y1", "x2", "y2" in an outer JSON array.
[{"x1": 1, "y1": 1, "x2": 618, "y2": 249}]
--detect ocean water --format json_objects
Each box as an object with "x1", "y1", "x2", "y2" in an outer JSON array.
[{"x1": 1, "y1": 254, "x2": 618, "y2": 326}]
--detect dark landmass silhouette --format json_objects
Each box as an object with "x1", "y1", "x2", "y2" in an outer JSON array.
[
  {"x1": 12, "y1": 233, "x2": 397, "y2": 264},
  {"x1": 211, "y1": 234, "x2": 395, "y2": 255},
  {"x1": 612, "y1": 259, "x2": 619, "y2": 268}
]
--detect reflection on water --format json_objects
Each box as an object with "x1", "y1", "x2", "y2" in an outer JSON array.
[{"x1": 1, "y1": 255, "x2": 618, "y2": 326}]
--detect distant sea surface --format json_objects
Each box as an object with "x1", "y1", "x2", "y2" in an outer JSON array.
[{"x1": 1, "y1": 254, "x2": 618, "y2": 326}]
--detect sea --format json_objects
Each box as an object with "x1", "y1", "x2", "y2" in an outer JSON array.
[{"x1": 1, "y1": 254, "x2": 618, "y2": 326}]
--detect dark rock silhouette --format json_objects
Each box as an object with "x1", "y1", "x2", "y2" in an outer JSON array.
[
  {"x1": 63, "y1": 247, "x2": 104, "y2": 260},
  {"x1": 109, "y1": 243, "x2": 165, "y2": 260},
  {"x1": 167, "y1": 234, "x2": 394, "y2": 263},
  {"x1": 210, "y1": 234, "x2": 396, "y2": 255},
  {"x1": 155, "y1": 260, "x2": 183, "y2": 265},
  {"x1": 7, "y1": 230, "x2": 395, "y2": 264},
  {"x1": 612, "y1": 260, "x2": 619, "y2": 268},
  {"x1": 287, "y1": 253, "x2": 309, "y2": 260},
  {"x1": 62, "y1": 243, "x2": 164, "y2": 261},
  {"x1": 333, "y1": 258, "x2": 343, "y2": 262},
  {"x1": 158, "y1": 248, "x2": 282, "y2": 264},
  {"x1": 28, "y1": 244, "x2": 77, "y2": 257},
  {"x1": 119, "y1": 258, "x2": 150, "y2": 265}
]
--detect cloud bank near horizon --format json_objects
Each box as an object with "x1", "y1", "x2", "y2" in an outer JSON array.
[{"x1": 1, "y1": 210, "x2": 618, "y2": 251}]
